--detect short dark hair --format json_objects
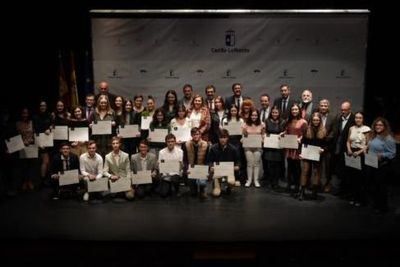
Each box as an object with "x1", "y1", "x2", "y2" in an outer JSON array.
[
  {"x1": 165, "y1": 133, "x2": 176, "y2": 142},
  {"x1": 139, "y1": 139, "x2": 149, "y2": 147},
  {"x1": 191, "y1": 127, "x2": 201, "y2": 136},
  {"x1": 218, "y1": 129, "x2": 230, "y2": 138},
  {"x1": 87, "y1": 140, "x2": 96, "y2": 147},
  {"x1": 59, "y1": 142, "x2": 71, "y2": 149}
]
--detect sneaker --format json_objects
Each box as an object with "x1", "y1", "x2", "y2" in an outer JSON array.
[
  {"x1": 245, "y1": 180, "x2": 251, "y2": 187},
  {"x1": 83, "y1": 192, "x2": 89, "y2": 202},
  {"x1": 349, "y1": 200, "x2": 355, "y2": 205},
  {"x1": 354, "y1": 202, "x2": 361, "y2": 207},
  {"x1": 254, "y1": 180, "x2": 261, "y2": 188},
  {"x1": 234, "y1": 181, "x2": 241, "y2": 187},
  {"x1": 51, "y1": 193, "x2": 60, "y2": 200}
]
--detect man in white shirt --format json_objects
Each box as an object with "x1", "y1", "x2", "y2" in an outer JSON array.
[
  {"x1": 259, "y1": 93, "x2": 271, "y2": 123},
  {"x1": 158, "y1": 133, "x2": 183, "y2": 197},
  {"x1": 80, "y1": 140, "x2": 104, "y2": 202}
]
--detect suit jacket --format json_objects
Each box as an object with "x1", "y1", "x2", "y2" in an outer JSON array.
[
  {"x1": 131, "y1": 152, "x2": 158, "y2": 173},
  {"x1": 323, "y1": 113, "x2": 336, "y2": 146},
  {"x1": 224, "y1": 95, "x2": 250, "y2": 110},
  {"x1": 50, "y1": 152, "x2": 80, "y2": 175},
  {"x1": 333, "y1": 113, "x2": 355, "y2": 155},
  {"x1": 273, "y1": 96, "x2": 297, "y2": 120},
  {"x1": 299, "y1": 101, "x2": 317, "y2": 121},
  {"x1": 103, "y1": 150, "x2": 131, "y2": 178}
]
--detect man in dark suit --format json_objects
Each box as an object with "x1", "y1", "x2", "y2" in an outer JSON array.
[
  {"x1": 95, "y1": 81, "x2": 117, "y2": 110},
  {"x1": 318, "y1": 99, "x2": 336, "y2": 192},
  {"x1": 83, "y1": 93, "x2": 96, "y2": 123},
  {"x1": 332, "y1": 100, "x2": 355, "y2": 196},
  {"x1": 49, "y1": 142, "x2": 80, "y2": 200},
  {"x1": 272, "y1": 84, "x2": 296, "y2": 119},
  {"x1": 204, "y1": 85, "x2": 217, "y2": 112},
  {"x1": 178, "y1": 84, "x2": 194, "y2": 110},
  {"x1": 224, "y1": 83, "x2": 250, "y2": 111}
]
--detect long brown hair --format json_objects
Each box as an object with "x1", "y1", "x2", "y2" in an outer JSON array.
[
  {"x1": 370, "y1": 117, "x2": 392, "y2": 139},
  {"x1": 305, "y1": 112, "x2": 326, "y2": 139}
]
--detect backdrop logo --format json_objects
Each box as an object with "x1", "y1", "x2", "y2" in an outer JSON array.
[
  {"x1": 108, "y1": 69, "x2": 123, "y2": 79},
  {"x1": 279, "y1": 69, "x2": 295, "y2": 79},
  {"x1": 225, "y1": 30, "x2": 235, "y2": 46},
  {"x1": 336, "y1": 69, "x2": 351, "y2": 79},
  {"x1": 211, "y1": 30, "x2": 250, "y2": 54},
  {"x1": 165, "y1": 69, "x2": 179, "y2": 79},
  {"x1": 222, "y1": 69, "x2": 236, "y2": 79}
]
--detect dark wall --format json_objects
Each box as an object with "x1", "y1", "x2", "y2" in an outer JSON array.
[{"x1": 6, "y1": 0, "x2": 399, "y2": 130}]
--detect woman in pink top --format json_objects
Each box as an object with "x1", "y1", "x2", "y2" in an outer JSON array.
[
  {"x1": 285, "y1": 103, "x2": 307, "y2": 195},
  {"x1": 242, "y1": 109, "x2": 265, "y2": 187}
]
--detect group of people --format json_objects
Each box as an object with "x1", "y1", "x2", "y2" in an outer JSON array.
[{"x1": 0, "y1": 81, "x2": 397, "y2": 213}]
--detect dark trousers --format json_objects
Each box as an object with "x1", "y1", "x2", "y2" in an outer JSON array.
[
  {"x1": 333, "y1": 153, "x2": 350, "y2": 195},
  {"x1": 135, "y1": 184, "x2": 153, "y2": 198},
  {"x1": 287, "y1": 158, "x2": 301, "y2": 191},
  {"x1": 156, "y1": 175, "x2": 180, "y2": 198},
  {"x1": 266, "y1": 160, "x2": 282, "y2": 187},
  {"x1": 366, "y1": 163, "x2": 391, "y2": 212}
]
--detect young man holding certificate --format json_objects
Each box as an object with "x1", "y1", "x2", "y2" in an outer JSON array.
[
  {"x1": 158, "y1": 133, "x2": 183, "y2": 198},
  {"x1": 208, "y1": 129, "x2": 240, "y2": 197},
  {"x1": 49, "y1": 142, "x2": 80, "y2": 200},
  {"x1": 182, "y1": 127, "x2": 210, "y2": 199}
]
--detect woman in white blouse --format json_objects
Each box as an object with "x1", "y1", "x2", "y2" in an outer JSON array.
[{"x1": 346, "y1": 111, "x2": 370, "y2": 207}]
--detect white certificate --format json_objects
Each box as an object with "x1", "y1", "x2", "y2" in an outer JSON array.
[
  {"x1": 131, "y1": 170, "x2": 153, "y2": 185},
  {"x1": 118, "y1": 124, "x2": 140, "y2": 138},
  {"x1": 263, "y1": 134, "x2": 280, "y2": 149},
  {"x1": 171, "y1": 127, "x2": 191, "y2": 142},
  {"x1": 87, "y1": 178, "x2": 109, "y2": 192},
  {"x1": 36, "y1": 132, "x2": 54, "y2": 147},
  {"x1": 300, "y1": 144, "x2": 321, "y2": 161},
  {"x1": 344, "y1": 153, "x2": 362, "y2": 170},
  {"x1": 365, "y1": 152, "x2": 378, "y2": 168},
  {"x1": 214, "y1": 161, "x2": 235, "y2": 183},
  {"x1": 53, "y1": 126, "x2": 68, "y2": 140},
  {"x1": 279, "y1": 134, "x2": 298, "y2": 149},
  {"x1": 69, "y1": 127, "x2": 89, "y2": 142},
  {"x1": 19, "y1": 145, "x2": 38, "y2": 159},
  {"x1": 92, "y1": 121, "x2": 112, "y2": 135},
  {"x1": 242, "y1": 135, "x2": 262, "y2": 148},
  {"x1": 109, "y1": 177, "x2": 132, "y2": 193},
  {"x1": 159, "y1": 160, "x2": 180, "y2": 174},
  {"x1": 5, "y1": 135, "x2": 25, "y2": 153},
  {"x1": 141, "y1": 116, "x2": 152, "y2": 130},
  {"x1": 149, "y1": 129, "x2": 168, "y2": 143},
  {"x1": 59, "y1": 169, "x2": 80, "y2": 186},
  {"x1": 223, "y1": 122, "x2": 242, "y2": 135},
  {"x1": 188, "y1": 165, "x2": 209, "y2": 180}
]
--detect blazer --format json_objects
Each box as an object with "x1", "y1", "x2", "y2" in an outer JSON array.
[
  {"x1": 273, "y1": 96, "x2": 297, "y2": 120},
  {"x1": 333, "y1": 113, "x2": 355, "y2": 155},
  {"x1": 131, "y1": 152, "x2": 158, "y2": 173},
  {"x1": 50, "y1": 152, "x2": 80, "y2": 175},
  {"x1": 103, "y1": 150, "x2": 131, "y2": 178},
  {"x1": 224, "y1": 95, "x2": 251, "y2": 110}
]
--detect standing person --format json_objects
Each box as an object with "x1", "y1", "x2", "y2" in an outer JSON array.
[
  {"x1": 299, "y1": 89, "x2": 316, "y2": 122},
  {"x1": 298, "y1": 112, "x2": 327, "y2": 201},
  {"x1": 131, "y1": 140, "x2": 158, "y2": 199},
  {"x1": 95, "y1": 81, "x2": 117, "y2": 110},
  {"x1": 208, "y1": 129, "x2": 240, "y2": 197},
  {"x1": 332, "y1": 101, "x2": 355, "y2": 197},
  {"x1": 188, "y1": 95, "x2": 211, "y2": 142},
  {"x1": 242, "y1": 109, "x2": 265, "y2": 188},
  {"x1": 209, "y1": 96, "x2": 226, "y2": 144},
  {"x1": 204, "y1": 85, "x2": 216, "y2": 111},
  {"x1": 118, "y1": 99, "x2": 141, "y2": 156},
  {"x1": 16, "y1": 107, "x2": 37, "y2": 192},
  {"x1": 285, "y1": 103, "x2": 308, "y2": 195},
  {"x1": 318, "y1": 99, "x2": 336, "y2": 193},
  {"x1": 79, "y1": 140, "x2": 104, "y2": 202},
  {"x1": 49, "y1": 142, "x2": 80, "y2": 200},
  {"x1": 170, "y1": 105, "x2": 191, "y2": 147},
  {"x1": 89, "y1": 95, "x2": 116, "y2": 158},
  {"x1": 162, "y1": 90, "x2": 179, "y2": 122},
  {"x1": 178, "y1": 84, "x2": 194, "y2": 110},
  {"x1": 259, "y1": 94, "x2": 271, "y2": 124},
  {"x1": 273, "y1": 84, "x2": 296, "y2": 120},
  {"x1": 158, "y1": 134, "x2": 183, "y2": 198},
  {"x1": 263, "y1": 106, "x2": 286, "y2": 190},
  {"x1": 103, "y1": 136, "x2": 135, "y2": 201},
  {"x1": 69, "y1": 106, "x2": 89, "y2": 156},
  {"x1": 224, "y1": 83, "x2": 250, "y2": 110},
  {"x1": 33, "y1": 100, "x2": 52, "y2": 187},
  {"x1": 182, "y1": 127, "x2": 210, "y2": 199},
  {"x1": 366, "y1": 117, "x2": 396, "y2": 214},
  {"x1": 148, "y1": 108, "x2": 170, "y2": 155},
  {"x1": 83, "y1": 93, "x2": 96, "y2": 123},
  {"x1": 140, "y1": 96, "x2": 156, "y2": 142}
]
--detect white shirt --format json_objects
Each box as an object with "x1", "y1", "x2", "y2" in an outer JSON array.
[
  {"x1": 341, "y1": 113, "x2": 351, "y2": 130},
  {"x1": 158, "y1": 147, "x2": 183, "y2": 178},
  {"x1": 260, "y1": 107, "x2": 270, "y2": 122},
  {"x1": 79, "y1": 152, "x2": 104, "y2": 180},
  {"x1": 321, "y1": 114, "x2": 328, "y2": 127}
]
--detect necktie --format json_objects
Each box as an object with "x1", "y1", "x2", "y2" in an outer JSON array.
[
  {"x1": 208, "y1": 100, "x2": 212, "y2": 110},
  {"x1": 236, "y1": 98, "x2": 240, "y2": 108},
  {"x1": 282, "y1": 99, "x2": 286, "y2": 112},
  {"x1": 87, "y1": 107, "x2": 92, "y2": 119},
  {"x1": 64, "y1": 158, "x2": 70, "y2": 170},
  {"x1": 193, "y1": 144, "x2": 199, "y2": 165},
  {"x1": 262, "y1": 109, "x2": 266, "y2": 122}
]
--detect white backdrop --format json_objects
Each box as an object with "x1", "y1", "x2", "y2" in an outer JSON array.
[{"x1": 91, "y1": 14, "x2": 368, "y2": 113}]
